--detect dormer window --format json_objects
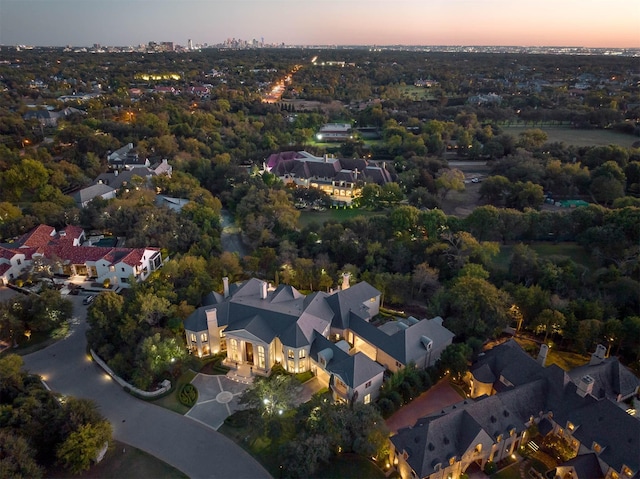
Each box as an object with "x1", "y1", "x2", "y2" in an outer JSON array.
[
  {"x1": 567, "y1": 421, "x2": 575, "y2": 431},
  {"x1": 592, "y1": 442, "x2": 602, "y2": 453},
  {"x1": 622, "y1": 466, "x2": 633, "y2": 477}
]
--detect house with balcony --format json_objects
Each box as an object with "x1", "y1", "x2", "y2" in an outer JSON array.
[
  {"x1": 184, "y1": 276, "x2": 454, "y2": 404},
  {"x1": 390, "y1": 340, "x2": 640, "y2": 479}
]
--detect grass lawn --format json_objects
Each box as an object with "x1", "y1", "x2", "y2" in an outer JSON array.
[
  {"x1": 491, "y1": 463, "x2": 521, "y2": 479},
  {"x1": 502, "y1": 126, "x2": 637, "y2": 148},
  {"x1": 47, "y1": 440, "x2": 188, "y2": 479},
  {"x1": 298, "y1": 207, "x2": 383, "y2": 228},
  {"x1": 494, "y1": 242, "x2": 595, "y2": 272},
  {"x1": 150, "y1": 369, "x2": 197, "y2": 415},
  {"x1": 514, "y1": 337, "x2": 589, "y2": 371},
  {"x1": 311, "y1": 454, "x2": 387, "y2": 479}
]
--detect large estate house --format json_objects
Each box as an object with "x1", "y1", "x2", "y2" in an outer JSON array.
[
  {"x1": 265, "y1": 151, "x2": 394, "y2": 205},
  {"x1": 0, "y1": 224, "x2": 162, "y2": 287},
  {"x1": 184, "y1": 276, "x2": 454, "y2": 404},
  {"x1": 390, "y1": 340, "x2": 640, "y2": 479}
]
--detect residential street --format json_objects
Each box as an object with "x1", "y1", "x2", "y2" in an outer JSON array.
[{"x1": 22, "y1": 294, "x2": 271, "y2": 479}]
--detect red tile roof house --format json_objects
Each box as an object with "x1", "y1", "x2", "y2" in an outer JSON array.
[{"x1": 0, "y1": 225, "x2": 162, "y2": 288}]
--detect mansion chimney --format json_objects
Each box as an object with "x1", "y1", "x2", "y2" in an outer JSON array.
[
  {"x1": 589, "y1": 344, "x2": 607, "y2": 365},
  {"x1": 261, "y1": 281, "x2": 268, "y2": 299},
  {"x1": 537, "y1": 344, "x2": 549, "y2": 367},
  {"x1": 576, "y1": 375, "x2": 594, "y2": 398},
  {"x1": 341, "y1": 272, "x2": 351, "y2": 290},
  {"x1": 223, "y1": 277, "x2": 229, "y2": 298}
]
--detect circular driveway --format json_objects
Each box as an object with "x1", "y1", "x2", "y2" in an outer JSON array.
[
  {"x1": 187, "y1": 374, "x2": 248, "y2": 430},
  {"x1": 22, "y1": 295, "x2": 271, "y2": 479}
]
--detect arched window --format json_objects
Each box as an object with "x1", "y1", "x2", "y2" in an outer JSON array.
[{"x1": 258, "y1": 345, "x2": 265, "y2": 369}]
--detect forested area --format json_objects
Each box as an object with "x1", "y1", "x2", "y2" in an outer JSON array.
[{"x1": 1, "y1": 47, "x2": 639, "y2": 392}]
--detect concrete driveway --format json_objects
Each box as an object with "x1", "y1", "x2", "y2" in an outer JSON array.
[
  {"x1": 187, "y1": 374, "x2": 248, "y2": 430},
  {"x1": 385, "y1": 378, "x2": 465, "y2": 434},
  {"x1": 22, "y1": 294, "x2": 271, "y2": 479}
]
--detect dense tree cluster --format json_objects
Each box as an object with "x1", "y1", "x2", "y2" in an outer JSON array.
[{"x1": 0, "y1": 355, "x2": 112, "y2": 476}]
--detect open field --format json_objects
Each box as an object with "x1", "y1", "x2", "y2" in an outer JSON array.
[
  {"x1": 494, "y1": 242, "x2": 595, "y2": 271},
  {"x1": 502, "y1": 126, "x2": 638, "y2": 148}
]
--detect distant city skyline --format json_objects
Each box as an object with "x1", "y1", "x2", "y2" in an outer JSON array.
[{"x1": 1, "y1": 0, "x2": 639, "y2": 49}]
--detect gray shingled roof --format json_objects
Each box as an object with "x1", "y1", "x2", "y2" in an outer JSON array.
[
  {"x1": 555, "y1": 453, "x2": 605, "y2": 479},
  {"x1": 72, "y1": 183, "x2": 115, "y2": 205},
  {"x1": 349, "y1": 316, "x2": 454, "y2": 365},
  {"x1": 326, "y1": 282, "x2": 380, "y2": 330},
  {"x1": 394, "y1": 340, "x2": 640, "y2": 478},
  {"x1": 568, "y1": 358, "x2": 640, "y2": 401}
]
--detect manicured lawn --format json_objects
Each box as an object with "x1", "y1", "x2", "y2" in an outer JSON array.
[
  {"x1": 311, "y1": 454, "x2": 387, "y2": 479},
  {"x1": 514, "y1": 337, "x2": 589, "y2": 371},
  {"x1": 502, "y1": 126, "x2": 637, "y2": 148},
  {"x1": 151, "y1": 369, "x2": 197, "y2": 415},
  {"x1": 298, "y1": 207, "x2": 383, "y2": 228},
  {"x1": 491, "y1": 463, "x2": 521, "y2": 479},
  {"x1": 48, "y1": 440, "x2": 188, "y2": 479}
]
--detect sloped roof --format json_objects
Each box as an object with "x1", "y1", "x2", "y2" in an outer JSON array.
[
  {"x1": 350, "y1": 315, "x2": 454, "y2": 365},
  {"x1": 326, "y1": 281, "x2": 380, "y2": 330},
  {"x1": 470, "y1": 339, "x2": 543, "y2": 391},
  {"x1": 72, "y1": 183, "x2": 115, "y2": 204},
  {"x1": 568, "y1": 357, "x2": 640, "y2": 401},
  {"x1": 309, "y1": 334, "x2": 383, "y2": 388},
  {"x1": 555, "y1": 453, "x2": 605, "y2": 479}
]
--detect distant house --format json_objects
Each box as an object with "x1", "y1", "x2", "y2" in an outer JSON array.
[
  {"x1": 316, "y1": 123, "x2": 353, "y2": 142},
  {"x1": 390, "y1": 340, "x2": 640, "y2": 479},
  {"x1": 107, "y1": 143, "x2": 150, "y2": 169},
  {"x1": 23, "y1": 107, "x2": 85, "y2": 127},
  {"x1": 184, "y1": 276, "x2": 454, "y2": 405},
  {"x1": 72, "y1": 183, "x2": 117, "y2": 208},
  {"x1": 0, "y1": 224, "x2": 162, "y2": 287},
  {"x1": 265, "y1": 151, "x2": 394, "y2": 205}
]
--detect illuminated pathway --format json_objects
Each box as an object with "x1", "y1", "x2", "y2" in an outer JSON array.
[{"x1": 23, "y1": 295, "x2": 271, "y2": 479}]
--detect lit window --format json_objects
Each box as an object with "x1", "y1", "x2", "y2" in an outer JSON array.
[
  {"x1": 475, "y1": 444, "x2": 482, "y2": 453},
  {"x1": 622, "y1": 467, "x2": 633, "y2": 477},
  {"x1": 258, "y1": 346, "x2": 265, "y2": 369},
  {"x1": 370, "y1": 297, "x2": 376, "y2": 302},
  {"x1": 201, "y1": 333, "x2": 208, "y2": 342},
  {"x1": 190, "y1": 333, "x2": 196, "y2": 342},
  {"x1": 364, "y1": 393, "x2": 371, "y2": 404},
  {"x1": 299, "y1": 349, "x2": 306, "y2": 359},
  {"x1": 288, "y1": 349, "x2": 294, "y2": 359},
  {"x1": 567, "y1": 421, "x2": 575, "y2": 431},
  {"x1": 593, "y1": 442, "x2": 601, "y2": 453}
]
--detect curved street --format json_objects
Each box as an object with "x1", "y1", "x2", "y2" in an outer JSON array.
[{"x1": 22, "y1": 294, "x2": 271, "y2": 479}]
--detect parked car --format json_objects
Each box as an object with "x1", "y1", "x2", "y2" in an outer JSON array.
[{"x1": 83, "y1": 295, "x2": 95, "y2": 305}]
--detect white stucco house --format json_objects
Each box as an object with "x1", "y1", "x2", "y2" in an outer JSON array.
[{"x1": 184, "y1": 276, "x2": 454, "y2": 404}]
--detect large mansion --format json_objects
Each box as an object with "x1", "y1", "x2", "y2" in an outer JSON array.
[
  {"x1": 0, "y1": 224, "x2": 162, "y2": 287},
  {"x1": 390, "y1": 340, "x2": 640, "y2": 479},
  {"x1": 184, "y1": 276, "x2": 454, "y2": 404},
  {"x1": 264, "y1": 151, "x2": 394, "y2": 205}
]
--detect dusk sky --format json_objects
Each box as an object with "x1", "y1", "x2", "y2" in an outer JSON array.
[{"x1": 1, "y1": 0, "x2": 639, "y2": 48}]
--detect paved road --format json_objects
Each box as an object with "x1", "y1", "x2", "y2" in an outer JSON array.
[
  {"x1": 23, "y1": 295, "x2": 271, "y2": 479},
  {"x1": 220, "y1": 209, "x2": 247, "y2": 257}
]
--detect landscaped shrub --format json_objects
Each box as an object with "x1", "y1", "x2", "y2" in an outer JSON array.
[
  {"x1": 377, "y1": 398, "x2": 395, "y2": 418},
  {"x1": 178, "y1": 383, "x2": 198, "y2": 407},
  {"x1": 388, "y1": 390, "x2": 403, "y2": 409},
  {"x1": 484, "y1": 461, "x2": 497, "y2": 475},
  {"x1": 224, "y1": 409, "x2": 252, "y2": 428}
]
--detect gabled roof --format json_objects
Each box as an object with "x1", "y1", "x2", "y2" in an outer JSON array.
[
  {"x1": 326, "y1": 281, "x2": 380, "y2": 330},
  {"x1": 72, "y1": 183, "x2": 115, "y2": 204},
  {"x1": 470, "y1": 339, "x2": 543, "y2": 391},
  {"x1": 309, "y1": 334, "x2": 384, "y2": 388},
  {"x1": 350, "y1": 316, "x2": 454, "y2": 365},
  {"x1": 18, "y1": 224, "x2": 56, "y2": 247}
]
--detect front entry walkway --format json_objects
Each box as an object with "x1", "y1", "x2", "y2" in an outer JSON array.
[{"x1": 186, "y1": 374, "x2": 249, "y2": 430}]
